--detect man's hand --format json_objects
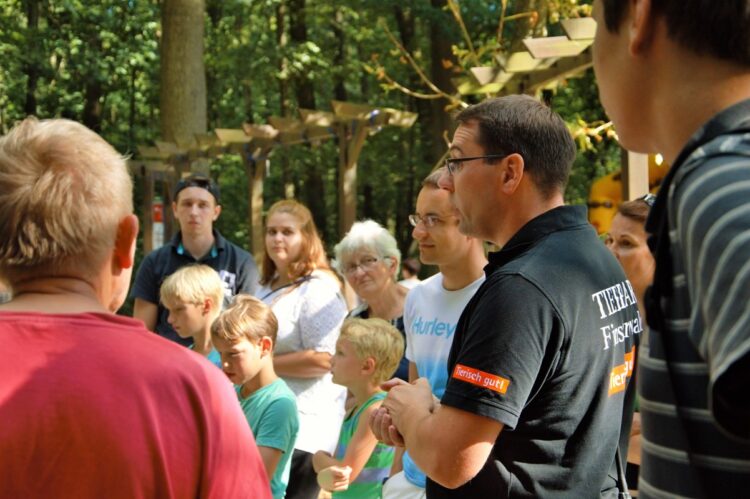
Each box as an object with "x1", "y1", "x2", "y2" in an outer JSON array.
[
  {"x1": 316, "y1": 465, "x2": 352, "y2": 492},
  {"x1": 369, "y1": 378, "x2": 438, "y2": 447}
]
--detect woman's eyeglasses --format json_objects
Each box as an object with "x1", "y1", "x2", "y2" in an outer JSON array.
[{"x1": 342, "y1": 256, "x2": 386, "y2": 275}]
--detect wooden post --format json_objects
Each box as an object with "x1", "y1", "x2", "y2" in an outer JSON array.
[
  {"x1": 337, "y1": 121, "x2": 369, "y2": 236},
  {"x1": 621, "y1": 149, "x2": 649, "y2": 201},
  {"x1": 142, "y1": 166, "x2": 154, "y2": 254},
  {"x1": 244, "y1": 144, "x2": 272, "y2": 260}
]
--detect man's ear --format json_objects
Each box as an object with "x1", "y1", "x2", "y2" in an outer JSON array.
[
  {"x1": 499, "y1": 153, "x2": 525, "y2": 195},
  {"x1": 259, "y1": 336, "x2": 274, "y2": 356},
  {"x1": 213, "y1": 203, "x2": 222, "y2": 222},
  {"x1": 113, "y1": 215, "x2": 139, "y2": 270},
  {"x1": 629, "y1": 0, "x2": 657, "y2": 56}
]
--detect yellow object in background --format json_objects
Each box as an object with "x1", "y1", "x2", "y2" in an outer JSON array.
[{"x1": 587, "y1": 155, "x2": 669, "y2": 234}]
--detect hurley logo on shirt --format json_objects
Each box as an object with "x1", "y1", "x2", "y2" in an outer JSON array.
[
  {"x1": 452, "y1": 364, "x2": 510, "y2": 394},
  {"x1": 410, "y1": 316, "x2": 457, "y2": 339}
]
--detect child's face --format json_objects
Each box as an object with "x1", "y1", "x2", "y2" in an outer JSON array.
[
  {"x1": 165, "y1": 299, "x2": 207, "y2": 339},
  {"x1": 213, "y1": 336, "x2": 263, "y2": 386},
  {"x1": 331, "y1": 338, "x2": 364, "y2": 387}
]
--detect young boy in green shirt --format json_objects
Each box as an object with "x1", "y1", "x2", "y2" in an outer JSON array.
[
  {"x1": 313, "y1": 318, "x2": 404, "y2": 498},
  {"x1": 211, "y1": 294, "x2": 299, "y2": 499},
  {"x1": 159, "y1": 264, "x2": 224, "y2": 367}
]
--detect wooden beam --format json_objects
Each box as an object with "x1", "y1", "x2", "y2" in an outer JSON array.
[
  {"x1": 215, "y1": 128, "x2": 252, "y2": 145},
  {"x1": 299, "y1": 109, "x2": 336, "y2": 127},
  {"x1": 499, "y1": 51, "x2": 593, "y2": 95},
  {"x1": 243, "y1": 123, "x2": 279, "y2": 140},
  {"x1": 382, "y1": 108, "x2": 418, "y2": 128},
  {"x1": 496, "y1": 51, "x2": 543, "y2": 73},
  {"x1": 523, "y1": 36, "x2": 592, "y2": 59},
  {"x1": 332, "y1": 100, "x2": 390, "y2": 127},
  {"x1": 561, "y1": 17, "x2": 596, "y2": 41}
]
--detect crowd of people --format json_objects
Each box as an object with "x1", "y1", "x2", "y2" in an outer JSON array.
[{"x1": 1, "y1": 0, "x2": 749, "y2": 497}]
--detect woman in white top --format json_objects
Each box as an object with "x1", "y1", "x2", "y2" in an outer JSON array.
[{"x1": 256, "y1": 200, "x2": 347, "y2": 499}]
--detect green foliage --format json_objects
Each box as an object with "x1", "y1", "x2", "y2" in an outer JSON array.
[{"x1": 1, "y1": 0, "x2": 617, "y2": 277}]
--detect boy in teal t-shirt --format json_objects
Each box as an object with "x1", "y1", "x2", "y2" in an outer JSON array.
[
  {"x1": 312, "y1": 318, "x2": 405, "y2": 498},
  {"x1": 212, "y1": 295, "x2": 298, "y2": 499},
  {"x1": 160, "y1": 264, "x2": 224, "y2": 368}
]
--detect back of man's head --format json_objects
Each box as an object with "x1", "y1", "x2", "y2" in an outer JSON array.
[
  {"x1": 0, "y1": 117, "x2": 133, "y2": 283},
  {"x1": 454, "y1": 95, "x2": 576, "y2": 197},
  {"x1": 600, "y1": 0, "x2": 750, "y2": 66}
]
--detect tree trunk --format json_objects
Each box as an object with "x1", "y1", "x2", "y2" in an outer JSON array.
[
  {"x1": 276, "y1": 1, "x2": 295, "y2": 199},
  {"x1": 23, "y1": 0, "x2": 40, "y2": 116},
  {"x1": 82, "y1": 79, "x2": 104, "y2": 132},
  {"x1": 288, "y1": 0, "x2": 315, "y2": 110},
  {"x1": 288, "y1": 0, "x2": 326, "y2": 237},
  {"x1": 428, "y1": 0, "x2": 457, "y2": 163},
  {"x1": 160, "y1": 0, "x2": 207, "y2": 144},
  {"x1": 393, "y1": 6, "x2": 419, "y2": 258},
  {"x1": 332, "y1": 8, "x2": 347, "y2": 102}
]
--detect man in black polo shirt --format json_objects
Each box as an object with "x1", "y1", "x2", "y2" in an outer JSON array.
[
  {"x1": 132, "y1": 174, "x2": 259, "y2": 345},
  {"x1": 592, "y1": 1, "x2": 750, "y2": 496},
  {"x1": 371, "y1": 95, "x2": 640, "y2": 497}
]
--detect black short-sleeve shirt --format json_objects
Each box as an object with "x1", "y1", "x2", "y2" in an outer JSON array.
[
  {"x1": 131, "y1": 230, "x2": 259, "y2": 345},
  {"x1": 426, "y1": 206, "x2": 641, "y2": 498}
]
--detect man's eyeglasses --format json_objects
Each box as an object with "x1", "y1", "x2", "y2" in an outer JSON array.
[
  {"x1": 342, "y1": 256, "x2": 386, "y2": 275},
  {"x1": 639, "y1": 193, "x2": 656, "y2": 207},
  {"x1": 445, "y1": 154, "x2": 509, "y2": 175},
  {"x1": 408, "y1": 214, "x2": 445, "y2": 228}
]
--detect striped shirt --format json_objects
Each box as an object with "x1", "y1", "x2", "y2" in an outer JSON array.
[
  {"x1": 333, "y1": 392, "x2": 394, "y2": 498},
  {"x1": 640, "y1": 99, "x2": 750, "y2": 498}
]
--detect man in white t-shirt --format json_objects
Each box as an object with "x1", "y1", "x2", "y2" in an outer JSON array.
[{"x1": 383, "y1": 167, "x2": 487, "y2": 499}]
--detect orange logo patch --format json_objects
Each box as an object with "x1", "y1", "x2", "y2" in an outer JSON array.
[
  {"x1": 452, "y1": 364, "x2": 510, "y2": 394},
  {"x1": 608, "y1": 346, "x2": 636, "y2": 396}
]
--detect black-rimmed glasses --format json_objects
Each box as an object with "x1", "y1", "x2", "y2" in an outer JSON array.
[{"x1": 445, "y1": 154, "x2": 510, "y2": 175}]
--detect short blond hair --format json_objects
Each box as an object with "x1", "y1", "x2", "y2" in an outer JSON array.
[
  {"x1": 0, "y1": 117, "x2": 133, "y2": 283},
  {"x1": 160, "y1": 265, "x2": 225, "y2": 320},
  {"x1": 211, "y1": 294, "x2": 278, "y2": 344},
  {"x1": 339, "y1": 318, "x2": 404, "y2": 385}
]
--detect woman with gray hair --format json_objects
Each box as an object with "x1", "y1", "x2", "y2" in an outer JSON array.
[{"x1": 334, "y1": 220, "x2": 409, "y2": 380}]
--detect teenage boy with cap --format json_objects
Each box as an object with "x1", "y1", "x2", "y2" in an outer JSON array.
[{"x1": 133, "y1": 173, "x2": 259, "y2": 345}]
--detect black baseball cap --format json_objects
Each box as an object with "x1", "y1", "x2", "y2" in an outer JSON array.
[{"x1": 173, "y1": 174, "x2": 220, "y2": 203}]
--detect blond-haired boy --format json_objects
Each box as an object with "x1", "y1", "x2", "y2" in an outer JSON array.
[
  {"x1": 212, "y1": 294, "x2": 299, "y2": 499},
  {"x1": 313, "y1": 318, "x2": 404, "y2": 498},
  {"x1": 160, "y1": 264, "x2": 224, "y2": 368}
]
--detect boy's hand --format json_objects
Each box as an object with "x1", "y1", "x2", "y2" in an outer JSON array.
[{"x1": 317, "y1": 465, "x2": 352, "y2": 492}]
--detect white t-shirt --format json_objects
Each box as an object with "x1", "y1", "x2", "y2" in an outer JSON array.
[
  {"x1": 402, "y1": 272, "x2": 484, "y2": 487},
  {"x1": 257, "y1": 270, "x2": 347, "y2": 454}
]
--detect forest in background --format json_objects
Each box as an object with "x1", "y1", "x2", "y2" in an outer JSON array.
[{"x1": 0, "y1": 0, "x2": 621, "y2": 268}]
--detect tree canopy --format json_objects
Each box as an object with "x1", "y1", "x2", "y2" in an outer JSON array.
[{"x1": 0, "y1": 0, "x2": 621, "y2": 267}]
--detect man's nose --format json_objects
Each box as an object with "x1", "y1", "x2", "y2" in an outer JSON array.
[{"x1": 438, "y1": 170, "x2": 454, "y2": 191}]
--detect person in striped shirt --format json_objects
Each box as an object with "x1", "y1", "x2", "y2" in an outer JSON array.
[
  {"x1": 313, "y1": 318, "x2": 404, "y2": 498},
  {"x1": 593, "y1": 0, "x2": 750, "y2": 496}
]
